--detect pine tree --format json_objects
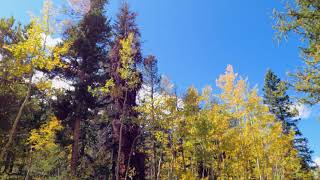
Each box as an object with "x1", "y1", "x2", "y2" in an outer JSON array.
[
  {"x1": 53, "y1": 0, "x2": 111, "y2": 176},
  {"x1": 263, "y1": 69, "x2": 314, "y2": 171},
  {"x1": 263, "y1": 70, "x2": 296, "y2": 134}
]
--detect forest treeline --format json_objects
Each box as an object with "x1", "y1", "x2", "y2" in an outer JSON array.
[{"x1": 0, "y1": 0, "x2": 319, "y2": 179}]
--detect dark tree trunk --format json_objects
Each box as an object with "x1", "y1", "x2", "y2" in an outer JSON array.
[
  {"x1": 71, "y1": 117, "x2": 81, "y2": 176},
  {"x1": 112, "y1": 118, "x2": 125, "y2": 180},
  {"x1": 111, "y1": 138, "x2": 117, "y2": 180},
  {"x1": 132, "y1": 152, "x2": 146, "y2": 180},
  {"x1": 113, "y1": 117, "x2": 145, "y2": 180}
]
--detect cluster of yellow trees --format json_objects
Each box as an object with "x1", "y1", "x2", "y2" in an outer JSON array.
[
  {"x1": 0, "y1": 1, "x2": 69, "y2": 164},
  {"x1": 138, "y1": 65, "x2": 312, "y2": 179}
]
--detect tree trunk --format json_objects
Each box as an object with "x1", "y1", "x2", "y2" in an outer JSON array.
[
  {"x1": 116, "y1": 122, "x2": 124, "y2": 180},
  {"x1": 111, "y1": 137, "x2": 117, "y2": 180},
  {"x1": 0, "y1": 71, "x2": 33, "y2": 162},
  {"x1": 71, "y1": 117, "x2": 81, "y2": 176},
  {"x1": 116, "y1": 89, "x2": 129, "y2": 180}
]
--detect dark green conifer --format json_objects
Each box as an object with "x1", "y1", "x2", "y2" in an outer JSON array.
[{"x1": 263, "y1": 69, "x2": 314, "y2": 171}]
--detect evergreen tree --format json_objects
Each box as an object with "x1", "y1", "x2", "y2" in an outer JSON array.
[
  {"x1": 263, "y1": 70, "x2": 296, "y2": 134},
  {"x1": 263, "y1": 69, "x2": 314, "y2": 171},
  {"x1": 53, "y1": 0, "x2": 112, "y2": 176}
]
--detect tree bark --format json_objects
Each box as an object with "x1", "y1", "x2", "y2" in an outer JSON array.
[
  {"x1": 111, "y1": 137, "x2": 117, "y2": 180},
  {"x1": 116, "y1": 89, "x2": 128, "y2": 180},
  {"x1": 116, "y1": 121, "x2": 124, "y2": 180},
  {"x1": 71, "y1": 117, "x2": 81, "y2": 176}
]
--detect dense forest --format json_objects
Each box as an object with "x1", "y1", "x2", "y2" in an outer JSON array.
[{"x1": 0, "y1": 0, "x2": 319, "y2": 179}]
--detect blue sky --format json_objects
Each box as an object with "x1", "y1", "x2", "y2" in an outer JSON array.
[{"x1": 1, "y1": 0, "x2": 319, "y2": 162}]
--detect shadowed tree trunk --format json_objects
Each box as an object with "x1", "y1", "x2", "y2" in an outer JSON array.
[{"x1": 71, "y1": 117, "x2": 81, "y2": 176}]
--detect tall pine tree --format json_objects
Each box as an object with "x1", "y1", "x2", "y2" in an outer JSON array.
[
  {"x1": 263, "y1": 69, "x2": 314, "y2": 171},
  {"x1": 53, "y1": 0, "x2": 112, "y2": 176}
]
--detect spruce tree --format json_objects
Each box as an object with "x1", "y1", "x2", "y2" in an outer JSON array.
[
  {"x1": 263, "y1": 69, "x2": 314, "y2": 171},
  {"x1": 53, "y1": 0, "x2": 112, "y2": 176}
]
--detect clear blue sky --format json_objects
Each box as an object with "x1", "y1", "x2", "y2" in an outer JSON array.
[{"x1": 1, "y1": 0, "x2": 319, "y2": 162}]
